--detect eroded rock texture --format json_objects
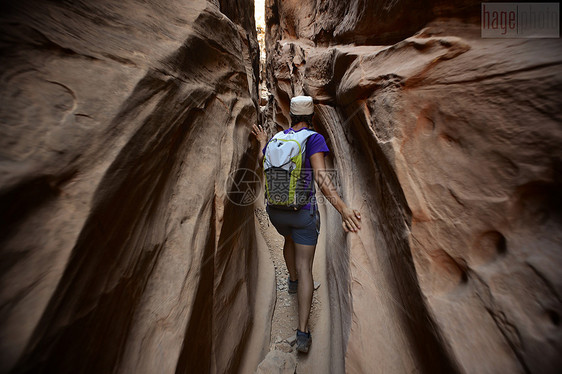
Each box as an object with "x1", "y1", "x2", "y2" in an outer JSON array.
[
  {"x1": 266, "y1": 0, "x2": 562, "y2": 373},
  {"x1": 0, "y1": 1, "x2": 268, "y2": 373}
]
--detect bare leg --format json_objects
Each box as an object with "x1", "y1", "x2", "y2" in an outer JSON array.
[
  {"x1": 283, "y1": 236, "x2": 298, "y2": 282},
  {"x1": 295, "y1": 242, "x2": 316, "y2": 332}
]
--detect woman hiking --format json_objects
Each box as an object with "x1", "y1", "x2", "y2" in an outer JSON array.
[{"x1": 252, "y1": 96, "x2": 362, "y2": 353}]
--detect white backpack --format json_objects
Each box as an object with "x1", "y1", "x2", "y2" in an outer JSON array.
[{"x1": 263, "y1": 128, "x2": 316, "y2": 209}]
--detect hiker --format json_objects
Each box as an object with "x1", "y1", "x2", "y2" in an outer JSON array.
[{"x1": 251, "y1": 95, "x2": 361, "y2": 353}]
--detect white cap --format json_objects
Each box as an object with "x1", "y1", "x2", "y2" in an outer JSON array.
[{"x1": 290, "y1": 96, "x2": 314, "y2": 115}]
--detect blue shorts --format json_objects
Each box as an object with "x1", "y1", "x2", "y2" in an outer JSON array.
[{"x1": 266, "y1": 205, "x2": 320, "y2": 245}]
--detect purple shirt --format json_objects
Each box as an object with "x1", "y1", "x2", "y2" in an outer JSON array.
[{"x1": 263, "y1": 127, "x2": 330, "y2": 210}]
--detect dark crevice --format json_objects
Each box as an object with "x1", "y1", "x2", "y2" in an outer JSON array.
[
  {"x1": 0, "y1": 170, "x2": 76, "y2": 249},
  {"x1": 547, "y1": 310, "x2": 560, "y2": 326},
  {"x1": 526, "y1": 263, "x2": 561, "y2": 304}
]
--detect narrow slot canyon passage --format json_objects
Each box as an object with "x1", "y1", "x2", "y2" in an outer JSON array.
[
  {"x1": 253, "y1": 198, "x2": 331, "y2": 373},
  {"x1": 1, "y1": 1, "x2": 561, "y2": 374}
]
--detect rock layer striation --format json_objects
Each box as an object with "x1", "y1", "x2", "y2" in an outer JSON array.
[
  {"x1": 265, "y1": 0, "x2": 562, "y2": 373},
  {"x1": 0, "y1": 1, "x2": 268, "y2": 373},
  {"x1": 1, "y1": 0, "x2": 562, "y2": 373}
]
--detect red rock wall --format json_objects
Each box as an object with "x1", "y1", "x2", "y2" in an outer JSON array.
[
  {"x1": 266, "y1": 0, "x2": 562, "y2": 373},
  {"x1": 0, "y1": 1, "x2": 268, "y2": 373}
]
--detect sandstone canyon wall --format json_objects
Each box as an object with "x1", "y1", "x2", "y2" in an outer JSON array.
[
  {"x1": 2, "y1": 0, "x2": 562, "y2": 373},
  {"x1": 0, "y1": 1, "x2": 271, "y2": 373},
  {"x1": 265, "y1": 0, "x2": 562, "y2": 373}
]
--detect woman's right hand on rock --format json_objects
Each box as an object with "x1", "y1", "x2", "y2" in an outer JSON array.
[{"x1": 252, "y1": 123, "x2": 267, "y2": 144}]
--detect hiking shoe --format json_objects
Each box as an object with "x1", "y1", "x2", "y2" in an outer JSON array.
[
  {"x1": 296, "y1": 329, "x2": 311, "y2": 353},
  {"x1": 288, "y1": 277, "x2": 298, "y2": 294}
]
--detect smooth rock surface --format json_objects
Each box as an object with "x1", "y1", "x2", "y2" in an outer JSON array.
[
  {"x1": 0, "y1": 1, "x2": 269, "y2": 373},
  {"x1": 1, "y1": 0, "x2": 561, "y2": 373},
  {"x1": 255, "y1": 350, "x2": 297, "y2": 374},
  {"x1": 265, "y1": 1, "x2": 562, "y2": 373}
]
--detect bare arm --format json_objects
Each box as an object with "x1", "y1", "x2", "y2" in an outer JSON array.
[{"x1": 310, "y1": 152, "x2": 361, "y2": 233}]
